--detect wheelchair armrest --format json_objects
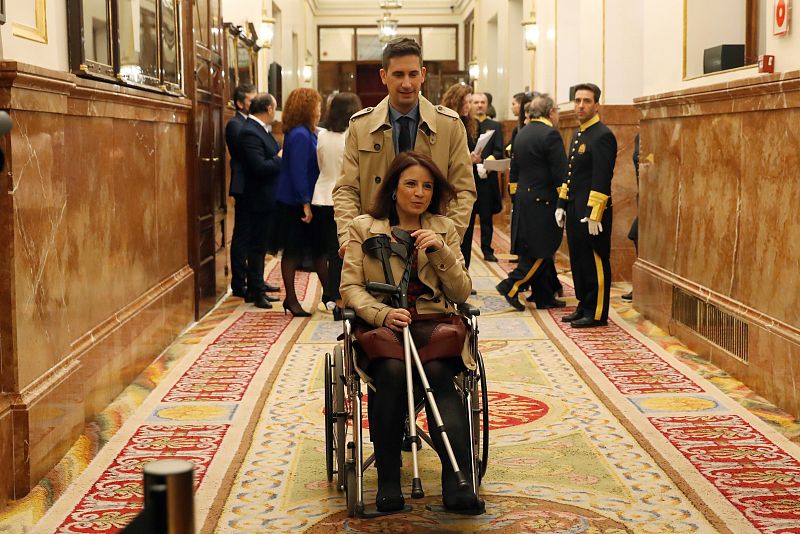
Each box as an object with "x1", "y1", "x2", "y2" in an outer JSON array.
[
  {"x1": 334, "y1": 307, "x2": 357, "y2": 322},
  {"x1": 458, "y1": 302, "x2": 480, "y2": 317}
]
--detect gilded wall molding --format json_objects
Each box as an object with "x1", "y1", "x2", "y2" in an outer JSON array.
[{"x1": 12, "y1": 0, "x2": 47, "y2": 44}]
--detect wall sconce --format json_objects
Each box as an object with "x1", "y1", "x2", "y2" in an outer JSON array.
[
  {"x1": 522, "y1": 15, "x2": 539, "y2": 50},
  {"x1": 468, "y1": 60, "x2": 479, "y2": 81},
  {"x1": 377, "y1": 12, "x2": 399, "y2": 42},
  {"x1": 259, "y1": 16, "x2": 275, "y2": 48},
  {"x1": 379, "y1": 0, "x2": 403, "y2": 8},
  {"x1": 302, "y1": 64, "x2": 313, "y2": 83}
]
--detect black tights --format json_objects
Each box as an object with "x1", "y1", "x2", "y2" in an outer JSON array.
[
  {"x1": 280, "y1": 254, "x2": 328, "y2": 306},
  {"x1": 368, "y1": 357, "x2": 478, "y2": 507}
]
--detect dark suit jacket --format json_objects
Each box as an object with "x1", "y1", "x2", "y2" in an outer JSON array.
[
  {"x1": 225, "y1": 112, "x2": 247, "y2": 196},
  {"x1": 510, "y1": 120, "x2": 567, "y2": 257},
  {"x1": 238, "y1": 118, "x2": 282, "y2": 212},
  {"x1": 475, "y1": 117, "x2": 505, "y2": 214}
]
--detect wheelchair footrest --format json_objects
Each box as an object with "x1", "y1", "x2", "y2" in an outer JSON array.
[{"x1": 358, "y1": 505, "x2": 413, "y2": 519}]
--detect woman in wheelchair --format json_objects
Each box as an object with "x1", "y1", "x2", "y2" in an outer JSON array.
[{"x1": 340, "y1": 151, "x2": 484, "y2": 515}]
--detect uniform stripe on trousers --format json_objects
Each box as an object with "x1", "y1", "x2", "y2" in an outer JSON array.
[
  {"x1": 508, "y1": 258, "x2": 543, "y2": 298},
  {"x1": 593, "y1": 251, "x2": 605, "y2": 320}
]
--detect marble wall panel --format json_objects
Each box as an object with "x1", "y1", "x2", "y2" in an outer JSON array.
[
  {"x1": 1, "y1": 134, "x2": 14, "y2": 392},
  {"x1": 735, "y1": 110, "x2": 800, "y2": 326},
  {"x1": 673, "y1": 115, "x2": 740, "y2": 294},
  {"x1": 155, "y1": 122, "x2": 189, "y2": 280},
  {"x1": 10, "y1": 110, "x2": 70, "y2": 389},
  {"x1": 638, "y1": 119, "x2": 682, "y2": 272}
]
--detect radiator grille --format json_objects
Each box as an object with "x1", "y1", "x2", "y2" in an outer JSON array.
[{"x1": 672, "y1": 287, "x2": 749, "y2": 363}]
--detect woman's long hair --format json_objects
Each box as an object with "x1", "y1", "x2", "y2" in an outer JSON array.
[
  {"x1": 368, "y1": 151, "x2": 456, "y2": 225},
  {"x1": 441, "y1": 83, "x2": 477, "y2": 141},
  {"x1": 282, "y1": 88, "x2": 322, "y2": 132},
  {"x1": 325, "y1": 92, "x2": 362, "y2": 133}
]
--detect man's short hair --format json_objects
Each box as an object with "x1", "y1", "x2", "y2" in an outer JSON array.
[
  {"x1": 233, "y1": 83, "x2": 257, "y2": 111},
  {"x1": 249, "y1": 93, "x2": 275, "y2": 115},
  {"x1": 529, "y1": 94, "x2": 555, "y2": 119},
  {"x1": 382, "y1": 37, "x2": 422, "y2": 70},
  {"x1": 573, "y1": 83, "x2": 601, "y2": 103}
]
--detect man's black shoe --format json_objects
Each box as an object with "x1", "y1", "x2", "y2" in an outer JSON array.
[
  {"x1": 251, "y1": 293, "x2": 273, "y2": 309},
  {"x1": 561, "y1": 310, "x2": 584, "y2": 322},
  {"x1": 264, "y1": 283, "x2": 280, "y2": 292},
  {"x1": 537, "y1": 299, "x2": 567, "y2": 309},
  {"x1": 483, "y1": 251, "x2": 498, "y2": 262},
  {"x1": 621, "y1": 291, "x2": 633, "y2": 301},
  {"x1": 496, "y1": 283, "x2": 525, "y2": 311},
  {"x1": 571, "y1": 316, "x2": 607, "y2": 328},
  {"x1": 264, "y1": 293, "x2": 280, "y2": 302}
]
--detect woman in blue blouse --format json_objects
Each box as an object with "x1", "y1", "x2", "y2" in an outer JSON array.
[{"x1": 272, "y1": 88, "x2": 323, "y2": 317}]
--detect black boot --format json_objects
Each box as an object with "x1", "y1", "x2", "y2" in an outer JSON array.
[{"x1": 375, "y1": 452, "x2": 404, "y2": 513}]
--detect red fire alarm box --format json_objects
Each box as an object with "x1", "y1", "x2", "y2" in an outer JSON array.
[{"x1": 759, "y1": 54, "x2": 776, "y2": 73}]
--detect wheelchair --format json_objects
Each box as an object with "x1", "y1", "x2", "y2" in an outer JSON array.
[{"x1": 324, "y1": 303, "x2": 489, "y2": 518}]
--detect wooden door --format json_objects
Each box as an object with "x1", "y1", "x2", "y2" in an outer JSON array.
[
  {"x1": 188, "y1": 0, "x2": 226, "y2": 318},
  {"x1": 356, "y1": 63, "x2": 386, "y2": 108}
]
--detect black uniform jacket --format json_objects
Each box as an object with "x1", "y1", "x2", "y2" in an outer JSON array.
[
  {"x1": 510, "y1": 119, "x2": 568, "y2": 258},
  {"x1": 557, "y1": 115, "x2": 617, "y2": 222},
  {"x1": 475, "y1": 117, "x2": 505, "y2": 214},
  {"x1": 225, "y1": 113, "x2": 247, "y2": 196},
  {"x1": 238, "y1": 118, "x2": 282, "y2": 212}
]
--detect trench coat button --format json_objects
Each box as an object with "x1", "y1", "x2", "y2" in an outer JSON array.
[
  {"x1": 374, "y1": 143, "x2": 381, "y2": 150},
  {"x1": 439, "y1": 263, "x2": 446, "y2": 270},
  {"x1": 375, "y1": 176, "x2": 381, "y2": 184},
  {"x1": 437, "y1": 105, "x2": 443, "y2": 110}
]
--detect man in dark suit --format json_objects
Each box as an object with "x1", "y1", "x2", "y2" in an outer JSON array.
[
  {"x1": 496, "y1": 94, "x2": 567, "y2": 311},
  {"x1": 226, "y1": 84, "x2": 257, "y2": 298},
  {"x1": 462, "y1": 92, "x2": 505, "y2": 263},
  {"x1": 237, "y1": 93, "x2": 282, "y2": 309},
  {"x1": 556, "y1": 83, "x2": 617, "y2": 328}
]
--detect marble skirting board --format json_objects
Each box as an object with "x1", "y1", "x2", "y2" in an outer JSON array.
[
  {"x1": 557, "y1": 106, "x2": 640, "y2": 281},
  {"x1": 0, "y1": 62, "x2": 196, "y2": 506},
  {"x1": 633, "y1": 69, "x2": 800, "y2": 418}
]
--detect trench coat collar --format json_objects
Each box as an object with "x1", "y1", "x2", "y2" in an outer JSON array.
[{"x1": 366, "y1": 95, "x2": 438, "y2": 136}]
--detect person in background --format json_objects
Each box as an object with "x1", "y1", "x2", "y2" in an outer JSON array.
[
  {"x1": 271, "y1": 88, "x2": 324, "y2": 317},
  {"x1": 622, "y1": 133, "x2": 640, "y2": 302},
  {"x1": 314, "y1": 92, "x2": 363, "y2": 311},
  {"x1": 484, "y1": 92, "x2": 497, "y2": 119},
  {"x1": 555, "y1": 83, "x2": 617, "y2": 328},
  {"x1": 237, "y1": 93, "x2": 283, "y2": 309},
  {"x1": 506, "y1": 91, "x2": 535, "y2": 265},
  {"x1": 496, "y1": 94, "x2": 567, "y2": 311},
  {"x1": 226, "y1": 83, "x2": 262, "y2": 298},
  {"x1": 465, "y1": 92, "x2": 505, "y2": 263}
]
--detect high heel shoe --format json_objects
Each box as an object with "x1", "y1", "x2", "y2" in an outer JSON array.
[{"x1": 283, "y1": 300, "x2": 311, "y2": 317}]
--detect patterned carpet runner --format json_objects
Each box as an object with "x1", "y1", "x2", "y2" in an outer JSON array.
[{"x1": 3, "y1": 238, "x2": 800, "y2": 534}]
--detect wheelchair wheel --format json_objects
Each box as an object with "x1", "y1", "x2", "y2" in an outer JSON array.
[
  {"x1": 476, "y1": 350, "x2": 489, "y2": 481},
  {"x1": 344, "y1": 462, "x2": 357, "y2": 517},
  {"x1": 324, "y1": 352, "x2": 335, "y2": 483},
  {"x1": 333, "y1": 345, "x2": 347, "y2": 489}
]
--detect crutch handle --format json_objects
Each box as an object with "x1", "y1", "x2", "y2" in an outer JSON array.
[
  {"x1": 411, "y1": 477, "x2": 424, "y2": 499},
  {"x1": 365, "y1": 281, "x2": 399, "y2": 295}
]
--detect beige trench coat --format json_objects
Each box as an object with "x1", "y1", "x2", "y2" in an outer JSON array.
[
  {"x1": 340, "y1": 213, "x2": 475, "y2": 369},
  {"x1": 333, "y1": 95, "x2": 476, "y2": 247}
]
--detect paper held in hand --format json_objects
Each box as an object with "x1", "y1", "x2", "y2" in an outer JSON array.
[
  {"x1": 471, "y1": 129, "x2": 495, "y2": 157},
  {"x1": 483, "y1": 158, "x2": 510, "y2": 172}
]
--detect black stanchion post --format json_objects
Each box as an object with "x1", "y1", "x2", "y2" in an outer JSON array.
[{"x1": 121, "y1": 459, "x2": 195, "y2": 534}]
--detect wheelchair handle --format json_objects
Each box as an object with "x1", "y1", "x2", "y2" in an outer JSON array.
[{"x1": 365, "y1": 281, "x2": 399, "y2": 295}]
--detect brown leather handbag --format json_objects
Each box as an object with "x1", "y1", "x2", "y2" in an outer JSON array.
[{"x1": 354, "y1": 314, "x2": 467, "y2": 363}]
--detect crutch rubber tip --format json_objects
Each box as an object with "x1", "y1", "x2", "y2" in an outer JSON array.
[
  {"x1": 455, "y1": 470, "x2": 469, "y2": 489},
  {"x1": 411, "y1": 478, "x2": 424, "y2": 499}
]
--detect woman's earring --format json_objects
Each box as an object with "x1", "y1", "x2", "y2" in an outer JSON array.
[{"x1": 392, "y1": 191, "x2": 397, "y2": 200}]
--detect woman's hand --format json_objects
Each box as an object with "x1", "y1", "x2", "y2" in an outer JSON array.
[
  {"x1": 411, "y1": 229, "x2": 443, "y2": 252},
  {"x1": 384, "y1": 308, "x2": 412, "y2": 332},
  {"x1": 301, "y1": 203, "x2": 313, "y2": 223},
  {"x1": 470, "y1": 152, "x2": 482, "y2": 164}
]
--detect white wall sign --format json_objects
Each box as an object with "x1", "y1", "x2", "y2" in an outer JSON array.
[{"x1": 774, "y1": 0, "x2": 791, "y2": 36}]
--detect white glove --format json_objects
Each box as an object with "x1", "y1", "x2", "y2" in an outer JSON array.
[
  {"x1": 580, "y1": 217, "x2": 603, "y2": 235},
  {"x1": 555, "y1": 208, "x2": 566, "y2": 228},
  {"x1": 476, "y1": 163, "x2": 488, "y2": 179}
]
